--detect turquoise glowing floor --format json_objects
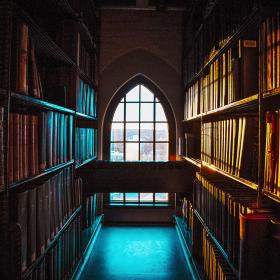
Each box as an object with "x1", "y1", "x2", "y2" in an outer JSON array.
[{"x1": 79, "y1": 226, "x2": 194, "y2": 280}]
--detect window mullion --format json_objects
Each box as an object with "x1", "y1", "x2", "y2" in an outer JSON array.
[
  {"x1": 153, "y1": 96, "x2": 156, "y2": 160},
  {"x1": 139, "y1": 85, "x2": 141, "y2": 161},
  {"x1": 124, "y1": 97, "x2": 126, "y2": 161}
]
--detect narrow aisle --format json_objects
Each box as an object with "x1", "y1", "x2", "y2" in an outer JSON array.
[{"x1": 79, "y1": 226, "x2": 194, "y2": 280}]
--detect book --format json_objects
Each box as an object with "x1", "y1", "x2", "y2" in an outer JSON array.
[
  {"x1": 0, "y1": 107, "x2": 4, "y2": 189},
  {"x1": 16, "y1": 23, "x2": 29, "y2": 94}
]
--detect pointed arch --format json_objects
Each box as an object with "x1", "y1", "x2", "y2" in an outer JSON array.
[{"x1": 103, "y1": 74, "x2": 176, "y2": 160}]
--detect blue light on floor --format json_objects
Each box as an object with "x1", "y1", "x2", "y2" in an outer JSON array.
[{"x1": 79, "y1": 226, "x2": 194, "y2": 280}]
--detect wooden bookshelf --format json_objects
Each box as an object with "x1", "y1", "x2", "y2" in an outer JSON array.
[
  {"x1": 182, "y1": 156, "x2": 201, "y2": 168},
  {"x1": 0, "y1": 0, "x2": 100, "y2": 278},
  {"x1": 203, "y1": 94, "x2": 259, "y2": 118},
  {"x1": 10, "y1": 92, "x2": 75, "y2": 115},
  {"x1": 22, "y1": 206, "x2": 81, "y2": 280},
  {"x1": 8, "y1": 160, "x2": 74, "y2": 191},
  {"x1": 180, "y1": 1, "x2": 280, "y2": 279},
  {"x1": 193, "y1": 210, "x2": 239, "y2": 277},
  {"x1": 184, "y1": 6, "x2": 259, "y2": 88},
  {"x1": 201, "y1": 162, "x2": 258, "y2": 191},
  {"x1": 76, "y1": 155, "x2": 97, "y2": 170}
]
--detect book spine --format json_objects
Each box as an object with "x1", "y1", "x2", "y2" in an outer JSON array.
[
  {"x1": 29, "y1": 115, "x2": 37, "y2": 176},
  {"x1": 27, "y1": 187, "x2": 37, "y2": 265},
  {"x1": 13, "y1": 113, "x2": 20, "y2": 182},
  {"x1": 16, "y1": 23, "x2": 29, "y2": 94},
  {"x1": 8, "y1": 113, "x2": 13, "y2": 184},
  {"x1": 0, "y1": 107, "x2": 4, "y2": 188},
  {"x1": 39, "y1": 112, "x2": 46, "y2": 171}
]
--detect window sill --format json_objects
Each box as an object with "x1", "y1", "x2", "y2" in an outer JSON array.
[{"x1": 105, "y1": 203, "x2": 172, "y2": 208}]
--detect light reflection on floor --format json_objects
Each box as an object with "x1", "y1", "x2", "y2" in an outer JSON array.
[{"x1": 79, "y1": 226, "x2": 194, "y2": 280}]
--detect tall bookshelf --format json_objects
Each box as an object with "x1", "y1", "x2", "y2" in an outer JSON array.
[
  {"x1": 179, "y1": 0, "x2": 280, "y2": 279},
  {"x1": 0, "y1": 0, "x2": 102, "y2": 279}
]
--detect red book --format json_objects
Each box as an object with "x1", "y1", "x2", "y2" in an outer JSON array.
[
  {"x1": 22, "y1": 114, "x2": 29, "y2": 179},
  {"x1": 8, "y1": 113, "x2": 14, "y2": 184},
  {"x1": 34, "y1": 116, "x2": 39, "y2": 175},
  {"x1": 19, "y1": 114, "x2": 23, "y2": 180},
  {"x1": 13, "y1": 113, "x2": 20, "y2": 182},
  {"x1": 0, "y1": 107, "x2": 4, "y2": 188},
  {"x1": 29, "y1": 115, "x2": 37, "y2": 176},
  {"x1": 16, "y1": 23, "x2": 29, "y2": 94}
]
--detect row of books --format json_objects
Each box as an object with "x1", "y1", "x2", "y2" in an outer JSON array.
[
  {"x1": 202, "y1": 227, "x2": 238, "y2": 280},
  {"x1": 75, "y1": 128, "x2": 96, "y2": 165},
  {"x1": 184, "y1": 0, "x2": 258, "y2": 84},
  {"x1": 8, "y1": 111, "x2": 73, "y2": 184},
  {"x1": 13, "y1": 167, "x2": 81, "y2": 272},
  {"x1": 25, "y1": 215, "x2": 81, "y2": 280},
  {"x1": 77, "y1": 79, "x2": 96, "y2": 117},
  {"x1": 83, "y1": 193, "x2": 103, "y2": 229},
  {"x1": 264, "y1": 110, "x2": 280, "y2": 197},
  {"x1": 260, "y1": 12, "x2": 280, "y2": 92},
  {"x1": 193, "y1": 173, "x2": 270, "y2": 269},
  {"x1": 184, "y1": 80, "x2": 199, "y2": 119},
  {"x1": 79, "y1": 41, "x2": 94, "y2": 81},
  {"x1": 201, "y1": 117, "x2": 258, "y2": 182},
  {"x1": 14, "y1": 22, "x2": 43, "y2": 98},
  {"x1": 178, "y1": 198, "x2": 238, "y2": 280},
  {"x1": 185, "y1": 39, "x2": 258, "y2": 118},
  {"x1": 0, "y1": 107, "x2": 4, "y2": 190}
]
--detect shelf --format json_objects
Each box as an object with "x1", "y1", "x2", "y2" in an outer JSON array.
[
  {"x1": 174, "y1": 215, "x2": 202, "y2": 280},
  {"x1": 10, "y1": 92, "x2": 75, "y2": 115},
  {"x1": 75, "y1": 156, "x2": 97, "y2": 170},
  {"x1": 202, "y1": 94, "x2": 259, "y2": 119},
  {"x1": 82, "y1": 215, "x2": 103, "y2": 254},
  {"x1": 76, "y1": 112, "x2": 97, "y2": 128},
  {"x1": 9, "y1": 160, "x2": 74, "y2": 191},
  {"x1": 183, "y1": 114, "x2": 202, "y2": 122},
  {"x1": 22, "y1": 206, "x2": 81, "y2": 280},
  {"x1": 193, "y1": 210, "x2": 239, "y2": 277},
  {"x1": 263, "y1": 89, "x2": 280, "y2": 108},
  {"x1": 76, "y1": 111, "x2": 97, "y2": 121},
  {"x1": 72, "y1": 214, "x2": 103, "y2": 280},
  {"x1": 182, "y1": 157, "x2": 201, "y2": 168},
  {"x1": 185, "y1": 7, "x2": 259, "y2": 89},
  {"x1": 263, "y1": 190, "x2": 280, "y2": 205},
  {"x1": 183, "y1": 94, "x2": 259, "y2": 123},
  {"x1": 201, "y1": 162, "x2": 258, "y2": 191}
]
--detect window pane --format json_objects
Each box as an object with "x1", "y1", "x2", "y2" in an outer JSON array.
[
  {"x1": 140, "y1": 193, "x2": 153, "y2": 202},
  {"x1": 155, "y1": 143, "x2": 168, "y2": 161},
  {"x1": 126, "y1": 123, "x2": 139, "y2": 141},
  {"x1": 113, "y1": 103, "x2": 124, "y2": 122},
  {"x1": 126, "y1": 103, "x2": 139, "y2": 121},
  {"x1": 140, "y1": 123, "x2": 153, "y2": 141},
  {"x1": 140, "y1": 103, "x2": 154, "y2": 121},
  {"x1": 111, "y1": 123, "x2": 124, "y2": 141},
  {"x1": 155, "y1": 193, "x2": 168, "y2": 202},
  {"x1": 140, "y1": 143, "x2": 153, "y2": 161},
  {"x1": 125, "y1": 193, "x2": 139, "y2": 202},
  {"x1": 126, "y1": 86, "x2": 139, "y2": 101},
  {"x1": 110, "y1": 143, "x2": 124, "y2": 161},
  {"x1": 141, "y1": 85, "x2": 154, "y2": 101},
  {"x1": 155, "y1": 103, "x2": 167, "y2": 121},
  {"x1": 110, "y1": 193, "x2": 124, "y2": 201},
  {"x1": 126, "y1": 143, "x2": 139, "y2": 160},
  {"x1": 155, "y1": 123, "x2": 168, "y2": 141}
]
